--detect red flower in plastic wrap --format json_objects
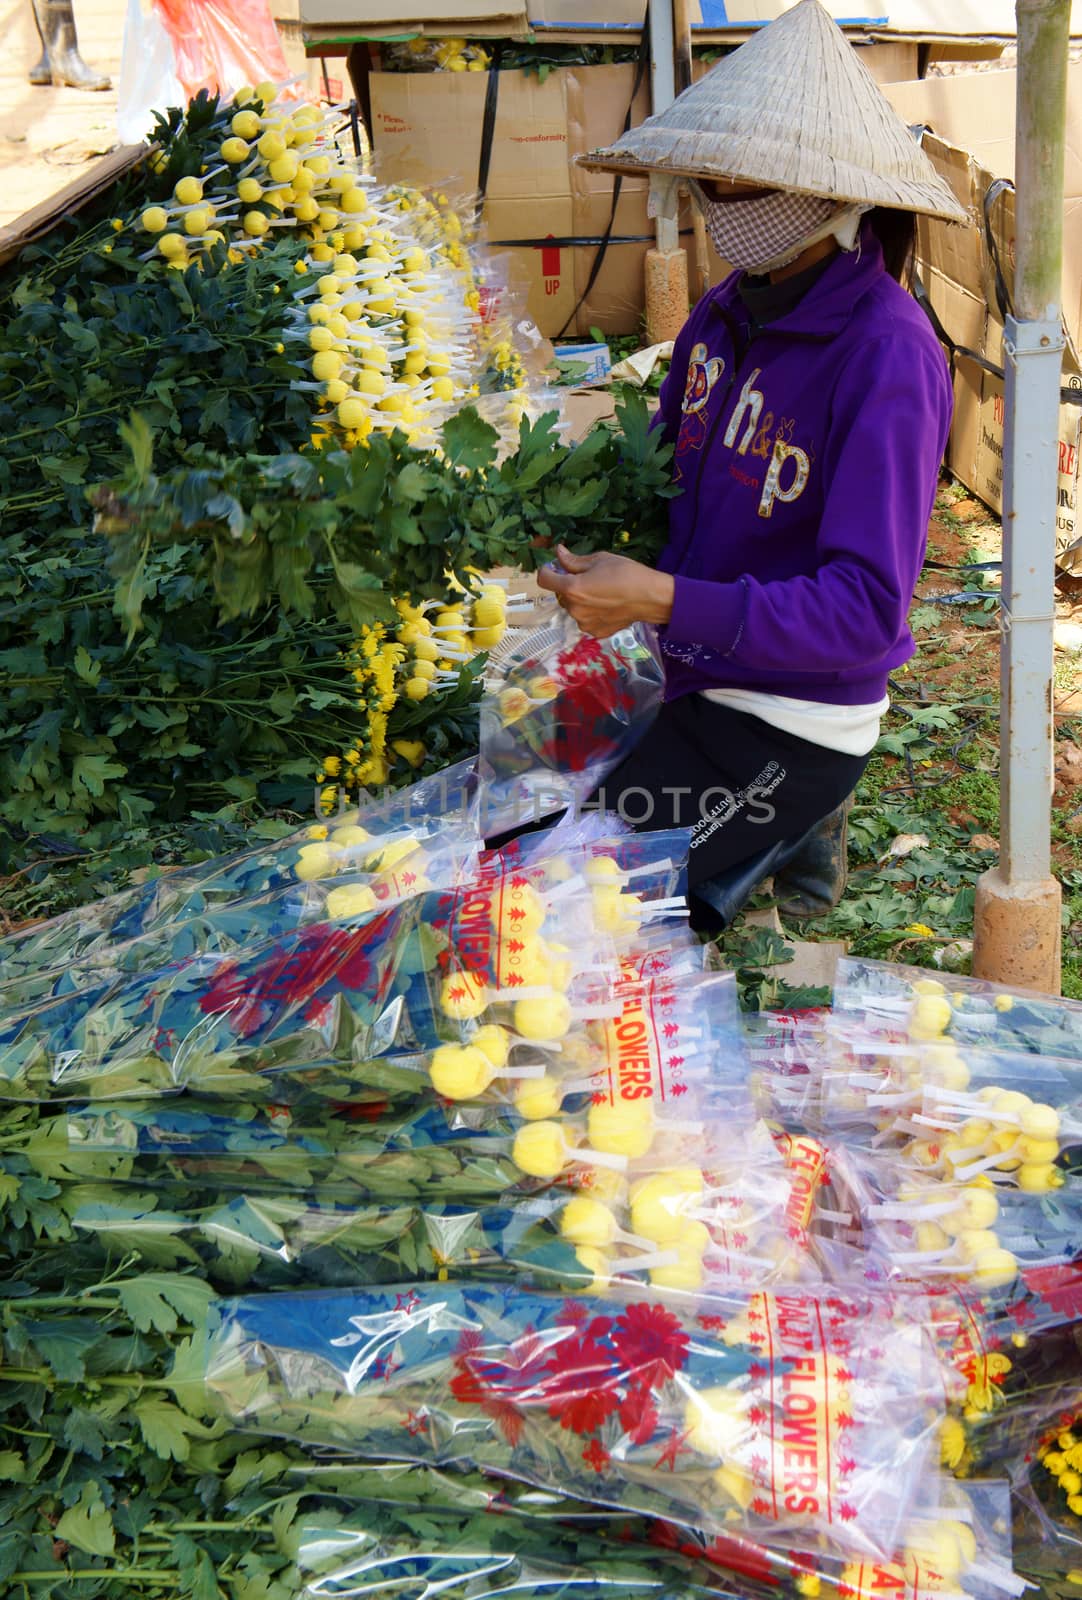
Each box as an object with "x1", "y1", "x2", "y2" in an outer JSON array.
[
  {"x1": 619, "y1": 1385, "x2": 659, "y2": 1445},
  {"x1": 611, "y1": 1302, "x2": 690, "y2": 1390},
  {"x1": 196, "y1": 915, "x2": 396, "y2": 1036},
  {"x1": 532, "y1": 638, "x2": 637, "y2": 774}
]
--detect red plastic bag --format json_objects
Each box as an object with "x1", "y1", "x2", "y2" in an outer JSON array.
[{"x1": 152, "y1": 0, "x2": 294, "y2": 102}]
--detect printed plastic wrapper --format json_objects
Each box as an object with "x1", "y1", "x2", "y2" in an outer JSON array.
[
  {"x1": 0, "y1": 832, "x2": 708, "y2": 1110},
  {"x1": 745, "y1": 1001, "x2": 1082, "y2": 1216},
  {"x1": 0, "y1": 826, "x2": 609, "y2": 1104},
  {"x1": 63, "y1": 1099, "x2": 525, "y2": 1202},
  {"x1": 286, "y1": 1466, "x2": 1021, "y2": 1600},
  {"x1": 487, "y1": 821, "x2": 694, "y2": 967},
  {"x1": 395, "y1": 855, "x2": 622, "y2": 1057},
  {"x1": 478, "y1": 614, "x2": 665, "y2": 836},
  {"x1": 1010, "y1": 1412, "x2": 1082, "y2": 1590},
  {"x1": 926, "y1": 1268, "x2": 1082, "y2": 1457},
  {"x1": 64, "y1": 1118, "x2": 806, "y2": 1295},
  {"x1": 812, "y1": 1040, "x2": 1081, "y2": 1198},
  {"x1": 15, "y1": 957, "x2": 740, "y2": 1128},
  {"x1": 291, "y1": 1519, "x2": 734, "y2": 1600},
  {"x1": 504, "y1": 823, "x2": 691, "y2": 921},
  {"x1": 743, "y1": 1012, "x2": 831, "y2": 1129},
  {"x1": 63, "y1": 1084, "x2": 777, "y2": 1223},
  {"x1": 203, "y1": 1282, "x2": 942, "y2": 1561},
  {"x1": 0, "y1": 762, "x2": 479, "y2": 1006},
  {"x1": 833, "y1": 957, "x2": 1082, "y2": 1064},
  {"x1": 0, "y1": 904, "x2": 415, "y2": 1104},
  {"x1": 817, "y1": 1479, "x2": 1023, "y2": 1600},
  {"x1": 815, "y1": 1143, "x2": 1080, "y2": 1299},
  {"x1": 0, "y1": 859, "x2": 473, "y2": 1017}
]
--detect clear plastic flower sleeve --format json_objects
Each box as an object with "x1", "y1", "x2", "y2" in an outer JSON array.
[
  {"x1": 203, "y1": 1281, "x2": 943, "y2": 1562},
  {"x1": 0, "y1": 761, "x2": 479, "y2": 1005},
  {"x1": 833, "y1": 957, "x2": 1082, "y2": 1063},
  {"x1": 65, "y1": 1118, "x2": 804, "y2": 1296},
  {"x1": 478, "y1": 614, "x2": 665, "y2": 836}
]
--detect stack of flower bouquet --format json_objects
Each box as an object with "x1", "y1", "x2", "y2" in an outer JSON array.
[{"x1": 1, "y1": 661, "x2": 1079, "y2": 1598}]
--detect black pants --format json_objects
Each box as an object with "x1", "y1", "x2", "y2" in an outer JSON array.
[{"x1": 593, "y1": 695, "x2": 869, "y2": 891}]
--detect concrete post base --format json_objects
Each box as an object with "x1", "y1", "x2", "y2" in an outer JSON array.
[
  {"x1": 972, "y1": 868, "x2": 1062, "y2": 993},
  {"x1": 645, "y1": 248, "x2": 689, "y2": 344}
]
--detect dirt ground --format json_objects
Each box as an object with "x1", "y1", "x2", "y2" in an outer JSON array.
[
  {"x1": 891, "y1": 488, "x2": 1082, "y2": 871},
  {"x1": 0, "y1": 0, "x2": 123, "y2": 231},
  {"x1": 0, "y1": 0, "x2": 312, "y2": 234}
]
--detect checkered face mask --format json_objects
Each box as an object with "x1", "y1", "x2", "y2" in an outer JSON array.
[{"x1": 700, "y1": 189, "x2": 841, "y2": 274}]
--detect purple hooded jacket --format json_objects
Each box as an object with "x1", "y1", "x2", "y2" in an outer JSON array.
[{"x1": 653, "y1": 222, "x2": 953, "y2": 706}]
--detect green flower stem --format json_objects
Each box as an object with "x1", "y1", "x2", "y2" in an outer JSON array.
[
  {"x1": 4, "y1": 401, "x2": 146, "y2": 450},
  {"x1": 143, "y1": 1523, "x2": 275, "y2": 1535},
  {"x1": 11, "y1": 1570, "x2": 180, "y2": 1583},
  {"x1": 4, "y1": 1296, "x2": 119, "y2": 1311},
  {"x1": 0, "y1": 1368, "x2": 169, "y2": 1389}
]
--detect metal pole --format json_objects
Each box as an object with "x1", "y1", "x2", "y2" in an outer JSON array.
[
  {"x1": 672, "y1": 0, "x2": 693, "y2": 92},
  {"x1": 643, "y1": 0, "x2": 689, "y2": 340},
  {"x1": 972, "y1": 0, "x2": 1069, "y2": 991},
  {"x1": 672, "y1": 0, "x2": 712, "y2": 301},
  {"x1": 649, "y1": 0, "x2": 678, "y2": 254}
]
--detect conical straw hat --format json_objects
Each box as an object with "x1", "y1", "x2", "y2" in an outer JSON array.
[{"x1": 578, "y1": 0, "x2": 967, "y2": 223}]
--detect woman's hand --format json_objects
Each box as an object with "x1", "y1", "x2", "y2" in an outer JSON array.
[{"x1": 537, "y1": 544, "x2": 675, "y2": 639}]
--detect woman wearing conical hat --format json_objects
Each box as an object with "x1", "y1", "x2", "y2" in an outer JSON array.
[{"x1": 538, "y1": 0, "x2": 966, "y2": 927}]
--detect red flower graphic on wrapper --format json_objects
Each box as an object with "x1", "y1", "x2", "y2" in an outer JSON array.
[
  {"x1": 654, "y1": 1427, "x2": 692, "y2": 1472},
  {"x1": 1021, "y1": 1262, "x2": 1082, "y2": 1320},
  {"x1": 449, "y1": 1366, "x2": 486, "y2": 1406},
  {"x1": 446, "y1": 1301, "x2": 688, "y2": 1460},
  {"x1": 611, "y1": 1303, "x2": 690, "y2": 1389},
  {"x1": 196, "y1": 915, "x2": 395, "y2": 1037},
  {"x1": 557, "y1": 1298, "x2": 590, "y2": 1329},
  {"x1": 543, "y1": 1320, "x2": 621, "y2": 1435},
  {"x1": 619, "y1": 1386, "x2": 659, "y2": 1445}
]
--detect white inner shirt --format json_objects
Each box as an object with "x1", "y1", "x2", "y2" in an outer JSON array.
[{"x1": 699, "y1": 687, "x2": 888, "y2": 756}]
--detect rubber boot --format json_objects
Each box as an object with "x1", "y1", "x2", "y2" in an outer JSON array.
[
  {"x1": 28, "y1": 45, "x2": 51, "y2": 84},
  {"x1": 690, "y1": 826, "x2": 818, "y2": 933},
  {"x1": 29, "y1": 0, "x2": 111, "y2": 89},
  {"x1": 773, "y1": 794, "x2": 853, "y2": 920}
]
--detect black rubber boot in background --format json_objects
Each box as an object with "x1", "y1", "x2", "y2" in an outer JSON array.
[
  {"x1": 29, "y1": 0, "x2": 111, "y2": 89},
  {"x1": 773, "y1": 794, "x2": 854, "y2": 920},
  {"x1": 28, "y1": 40, "x2": 51, "y2": 83}
]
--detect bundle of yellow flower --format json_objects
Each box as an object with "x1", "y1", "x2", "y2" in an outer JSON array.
[
  {"x1": 131, "y1": 85, "x2": 543, "y2": 453},
  {"x1": 317, "y1": 581, "x2": 517, "y2": 804}
]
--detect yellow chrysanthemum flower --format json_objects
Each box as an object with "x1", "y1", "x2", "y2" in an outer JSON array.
[{"x1": 939, "y1": 1416, "x2": 967, "y2": 1470}]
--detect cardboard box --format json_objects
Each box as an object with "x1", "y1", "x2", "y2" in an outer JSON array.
[
  {"x1": 528, "y1": 0, "x2": 650, "y2": 21},
  {"x1": 886, "y1": 66, "x2": 1082, "y2": 352},
  {"x1": 369, "y1": 62, "x2": 655, "y2": 336},
  {"x1": 712, "y1": 0, "x2": 1082, "y2": 33},
  {"x1": 855, "y1": 41, "x2": 920, "y2": 83},
  {"x1": 484, "y1": 185, "x2": 658, "y2": 337},
  {"x1": 881, "y1": 71, "x2": 1082, "y2": 555},
  {"x1": 302, "y1": 0, "x2": 523, "y2": 22}
]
